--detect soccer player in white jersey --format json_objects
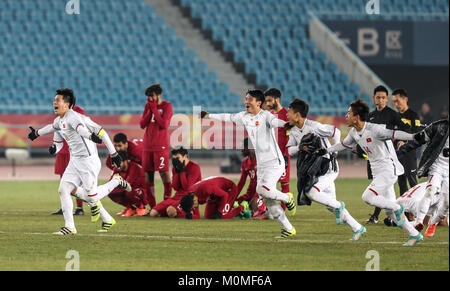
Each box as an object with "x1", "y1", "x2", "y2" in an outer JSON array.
[
  {"x1": 28, "y1": 88, "x2": 122, "y2": 235},
  {"x1": 201, "y1": 89, "x2": 297, "y2": 238},
  {"x1": 322, "y1": 99, "x2": 424, "y2": 246},
  {"x1": 286, "y1": 99, "x2": 366, "y2": 240}
]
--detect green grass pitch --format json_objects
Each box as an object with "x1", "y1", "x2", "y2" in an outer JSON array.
[{"x1": 0, "y1": 179, "x2": 448, "y2": 271}]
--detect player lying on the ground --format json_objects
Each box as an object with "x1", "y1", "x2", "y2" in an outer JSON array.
[
  {"x1": 384, "y1": 182, "x2": 448, "y2": 237},
  {"x1": 149, "y1": 147, "x2": 202, "y2": 218},
  {"x1": 236, "y1": 138, "x2": 266, "y2": 219},
  {"x1": 103, "y1": 150, "x2": 148, "y2": 217},
  {"x1": 201, "y1": 89, "x2": 296, "y2": 238},
  {"x1": 286, "y1": 99, "x2": 366, "y2": 241},
  {"x1": 321, "y1": 99, "x2": 424, "y2": 246},
  {"x1": 28, "y1": 88, "x2": 122, "y2": 235},
  {"x1": 179, "y1": 177, "x2": 248, "y2": 220},
  {"x1": 397, "y1": 117, "x2": 449, "y2": 236},
  {"x1": 50, "y1": 104, "x2": 86, "y2": 216}
]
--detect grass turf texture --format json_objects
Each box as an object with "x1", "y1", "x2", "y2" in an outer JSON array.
[{"x1": 0, "y1": 179, "x2": 448, "y2": 271}]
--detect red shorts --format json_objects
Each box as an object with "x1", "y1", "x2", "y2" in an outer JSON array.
[
  {"x1": 278, "y1": 155, "x2": 290, "y2": 184},
  {"x1": 54, "y1": 153, "x2": 70, "y2": 175},
  {"x1": 142, "y1": 150, "x2": 170, "y2": 172}
]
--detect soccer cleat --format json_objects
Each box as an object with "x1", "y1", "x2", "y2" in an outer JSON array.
[
  {"x1": 90, "y1": 201, "x2": 102, "y2": 222},
  {"x1": 116, "y1": 208, "x2": 127, "y2": 216},
  {"x1": 97, "y1": 218, "x2": 116, "y2": 233},
  {"x1": 284, "y1": 192, "x2": 296, "y2": 216},
  {"x1": 365, "y1": 214, "x2": 379, "y2": 224},
  {"x1": 424, "y1": 224, "x2": 436, "y2": 237},
  {"x1": 113, "y1": 174, "x2": 132, "y2": 192},
  {"x1": 276, "y1": 228, "x2": 296, "y2": 239},
  {"x1": 124, "y1": 207, "x2": 137, "y2": 217},
  {"x1": 240, "y1": 201, "x2": 252, "y2": 219},
  {"x1": 135, "y1": 207, "x2": 148, "y2": 216},
  {"x1": 350, "y1": 225, "x2": 366, "y2": 241},
  {"x1": 51, "y1": 208, "x2": 63, "y2": 215},
  {"x1": 53, "y1": 226, "x2": 77, "y2": 235},
  {"x1": 414, "y1": 223, "x2": 424, "y2": 232},
  {"x1": 403, "y1": 233, "x2": 424, "y2": 246},
  {"x1": 394, "y1": 204, "x2": 406, "y2": 227},
  {"x1": 73, "y1": 207, "x2": 84, "y2": 216},
  {"x1": 334, "y1": 201, "x2": 345, "y2": 225}
]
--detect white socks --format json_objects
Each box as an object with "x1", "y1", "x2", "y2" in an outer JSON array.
[{"x1": 264, "y1": 198, "x2": 294, "y2": 231}]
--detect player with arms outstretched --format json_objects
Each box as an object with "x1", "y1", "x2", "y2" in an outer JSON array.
[
  {"x1": 28, "y1": 88, "x2": 122, "y2": 235},
  {"x1": 201, "y1": 89, "x2": 297, "y2": 238}
]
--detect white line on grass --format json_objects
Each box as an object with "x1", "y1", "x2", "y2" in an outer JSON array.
[{"x1": 0, "y1": 230, "x2": 448, "y2": 246}]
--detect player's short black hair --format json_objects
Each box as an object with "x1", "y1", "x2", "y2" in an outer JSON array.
[
  {"x1": 180, "y1": 193, "x2": 194, "y2": 214},
  {"x1": 56, "y1": 88, "x2": 76, "y2": 108},
  {"x1": 289, "y1": 98, "x2": 309, "y2": 118},
  {"x1": 145, "y1": 84, "x2": 163, "y2": 97},
  {"x1": 246, "y1": 89, "x2": 265, "y2": 105},
  {"x1": 350, "y1": 99, "x2": 370, "y2": 121},
  {"x1": 171, "y1": 146, "x2": 188, "y2": 157},
  {"x1": 264, "y1": 88, "x2": 281, "y2": 99},
  {"x1": 113, "y1": 133, "x2": 128, "y2": 144},
  {"x1": 373, "y1": 85, "x2": 389, "y2": 96},
  {"x1": 392, "y1": 88, "x2": 408, "y2": 98}
]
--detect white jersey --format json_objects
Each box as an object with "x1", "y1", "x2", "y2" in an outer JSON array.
[
  {"x1": 209, "y1": 110, "x2": 285, "y2": 167},
  {"x1": 287, "y1": 119, "x2": 339, "y2": 173},
  {"x1": 397, "y1": 182, "x2": 440, "y2": 217},
  {"x1": 429, "y1": 137, "x2": 449, "y2": 176},
  {"x1": 342, "y1": 122, "x2": 404, "y2": 176},
  {"x1": 51, "y1": 109, "x2": 102, "y2": 158}
]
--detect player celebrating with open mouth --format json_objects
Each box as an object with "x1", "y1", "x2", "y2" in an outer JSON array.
[
  {"x1": 28, "y1": 88, "x2": 122, "y2": 235},
  {"x1": 201, "y1": 90, "x2": 297, "y2": 238}
]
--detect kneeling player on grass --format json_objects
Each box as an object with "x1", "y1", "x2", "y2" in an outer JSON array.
[
  {"x1": 286, "y1": 99, "x2": 365, "y2": 241},
  {"x1": 179, "y1": 177, "x2": 246, "y2": 219},
  {"x1": 150, "y1": 147, "x2": 202, "y2": 218},
  {"x1": 28, "y1": 88, "x2": 122, "y2": 235},
  {"x1": 322, "y1": 99, "x2": 424, "y2": 246},
  {"x1": 236, "y1": 138, "x2": 266, "y2": 219}
]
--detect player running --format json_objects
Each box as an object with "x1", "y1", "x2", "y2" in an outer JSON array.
[
  {"x1": 201, "y1": 89, "x2": 296, "y2": 238},
  {"x1": 28, "y1": 88, "x2": 122, "y2": 235},
  {"x1": 140, "y1": 84, "x2": 173, "y2": 208},
  {"x1": 322, "y1": 99, "x2": 424, "y2": 246},
  {"x1": 287, "y1": 99, "x2": 365, "y2": 240}
]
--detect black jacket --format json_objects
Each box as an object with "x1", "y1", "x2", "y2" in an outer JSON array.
[{"x1": 400, "y1": 119, "x2": 449, "y2": 177}]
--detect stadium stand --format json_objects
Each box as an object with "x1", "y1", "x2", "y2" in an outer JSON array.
[
  {"x1": 0, "y1": 0, "x2": 241, "y2": 114},
  {"x1": 178, "y1": 0, "x2": 449, "y2": 115}
]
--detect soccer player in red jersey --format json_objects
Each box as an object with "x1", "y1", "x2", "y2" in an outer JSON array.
[
  {"x1": 264, "y1": 88, "x2": 290, "y2": 195},
  {"x1": 106, "y1": 133, "x2": 143, "y2": 169},
  {"x1": 139, "y1": 84, "x2": 173, "y2": 208},
  {"x1": 180, "y1": 177, "x2": 245, "y2": 219},
  {"x1": 236, "y1": 138, "x2": 267, "y2": 218},
  {"x1": 50, "y1": 105, "x2": 86, "y2": 216},
  {"x1": 150, "y1": 147, "x2": 202, "y2": 218}
]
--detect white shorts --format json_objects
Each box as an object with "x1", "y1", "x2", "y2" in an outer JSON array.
[
  {"x1": 309, "y1": 171, "x2": 338, "y2": 199},
  {"x1": 61, "y1": 155, "x2": 101, "y2": 195},
  {"x1": 367, "y1": 168, "x2": 398, "y2": 201},
  {"x1": 257, "y1": 163, "x2": 284, "y2": 190}
]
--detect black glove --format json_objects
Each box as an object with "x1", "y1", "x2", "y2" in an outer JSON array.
[
  {"x1": 443, "y1": 148, "x2": 449, "y2": 158},
  {"x1": 284, "y1": 122, "x2": 294, "y2": 130},
  {"x1": 200, "y1": 111, "x2": 209, "y2": 118},
  {"x1": 111, "y1": 152, "x2": 122, "y2": 169},
  {"x1": 185, "y1": 212, "x2": 193, "y2": 220},
  {"x1": 313, "y1": 148, "x2": 328, "y2": 156},
  {"x1": 28, "y1": 126, "x2": 39, "y2": 141},
  {"x1": 413, "y1": 131, "x2": 427, "y2": 144},
  {"x1": 90, "y1": 132, "x2": 102, "y2": 144},
  {"x1": 283, "y1": 155, "x2": 289, "y2": 169},
  {"x1": 210, "y1": 211, "x2": 222, "y2": 219},
  {"x1": 49, "y1": 144, "x2": 57, "y2": 155},
  {"x1": 172, "y1": 158, "x2": 185, "y2": 173}
]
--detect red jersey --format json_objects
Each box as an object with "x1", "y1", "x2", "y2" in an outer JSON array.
[
  {"x1": 139, "y1": 100, "x2": 173, "y2": 151},
  {"x1": 106, "y1": 139, "x2": 144, "y2": 170},
  {"x1": 171, "y1": 161, "x2": 202, "y2": 199},
  {"x1": 270, "y1": 107, "x2": 289, "y2": 155},
  {"x1": 112, "y1": 160, "x2": 146, "y2": 191},
  {"x1": 236, "y1": 156, "x2": 257, "y2": 203},
  {"x1": 58, "y1": 106, "x2": 86, "y2": 155},
  {"x1": 189, "y1": 177, "x2": 236, "y2": 214}
]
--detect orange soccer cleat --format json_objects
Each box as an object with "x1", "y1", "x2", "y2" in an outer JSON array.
[
  {"x1": 135, "y1": 207, "x2": 149, "y2": 216},
  {"x1": 124, "y1": 207, "x2": 137, "y2": 217},
  {"x1": 116, "y1": 208, "x2": 128, "y2": 216},
  {"x1": 424, "y1": 224, "x2": 436, "y2": 237}
]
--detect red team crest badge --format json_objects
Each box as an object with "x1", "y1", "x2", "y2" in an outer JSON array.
[
  {"x1": 366, "y1": 137, "x2": 372, "y2": 143},
  {"x1": 255, "y1": 121, "x2": 259, "y2": 126}
]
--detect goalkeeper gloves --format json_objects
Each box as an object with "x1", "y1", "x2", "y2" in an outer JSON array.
[
  {"x1": 111, "y1": 152, "x2": 122, "y2": 169},
  {"x1": 28, "y1": 126, "x2": 39, "y2": 141},
  {"x1": 90, "y1": 132, "x2": 102, "y2": 144},
  {"x1": 49, "y1": 144, "x2": 57, "y2": 155}
]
